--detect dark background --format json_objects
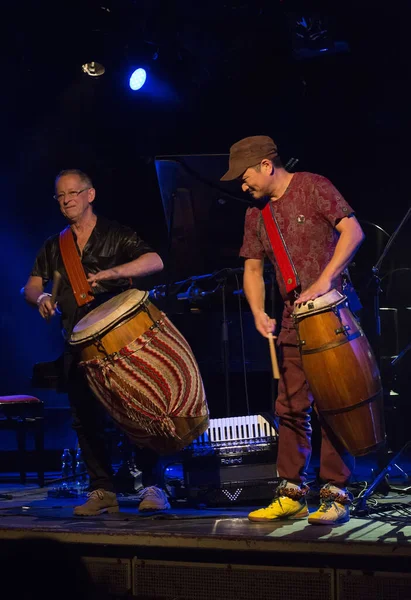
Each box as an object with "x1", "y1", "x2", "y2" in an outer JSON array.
[{"x1": 1, "y1": 2, "x2": 409, "y2": 438}]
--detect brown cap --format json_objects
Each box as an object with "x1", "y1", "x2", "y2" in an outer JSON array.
[{"x1": 220, "y1": 135, "x2": 278, "y2": 181}]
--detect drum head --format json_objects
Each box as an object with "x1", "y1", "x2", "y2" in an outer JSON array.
[
  {"x1": 71, "y1": 289, "x2": 148, "y2": 344},
  {"x1": 293, "y1": 289, "x2": 346, "y2": 318}
]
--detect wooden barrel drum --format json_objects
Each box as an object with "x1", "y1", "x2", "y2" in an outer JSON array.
[
  {"x1": 293, "y1": 289, "x2": 385, "y2": 456},
  {"x1": 69, "y1": 289, "x2": 209, "y2": 454}
]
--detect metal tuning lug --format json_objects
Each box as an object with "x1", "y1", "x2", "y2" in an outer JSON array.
[{"x1": 335, "y1": 325, "x2": 350, "y2": 335}]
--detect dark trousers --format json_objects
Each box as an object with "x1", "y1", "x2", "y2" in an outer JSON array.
[
  {"x1": 66, "y1": 355, "x2": 159, "y2": 492},
  {"x1": 275, "y1": 314, "x2": 354, "y2": 488}
]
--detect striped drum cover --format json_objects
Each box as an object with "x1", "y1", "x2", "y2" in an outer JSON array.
[{"x1": 71, "y1": 290, "x2": 209, "y2": 454}]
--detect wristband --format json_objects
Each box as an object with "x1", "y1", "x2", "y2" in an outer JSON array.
[{"x1": 36, "y1": 292, "x2": 52, "y2": 307}]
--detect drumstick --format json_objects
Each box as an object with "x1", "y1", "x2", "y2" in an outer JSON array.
[
  {"x1": 50, "y1": 271, "x2": 62, "y2": 305},
  {"x1": 268, "y1": 333, "x2": 280, "y2": 380}
]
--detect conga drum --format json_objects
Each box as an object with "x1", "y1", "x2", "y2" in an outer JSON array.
[
  {"x1": 69, "y1": 289, "x2": 209, "y2": 454},
  {"x1": 293, "y1": 289, "x2": 385, "y2": 456}
]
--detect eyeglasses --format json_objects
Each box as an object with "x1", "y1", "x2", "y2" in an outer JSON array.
[{"x1": 54, "y1": 188, "x2": 91, "y2": 202}]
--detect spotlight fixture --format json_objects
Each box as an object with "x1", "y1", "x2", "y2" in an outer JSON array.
[
  {"x1": 129, "y1": 68, "x2": 147, "y2": 91},
  {"x1": 82, "y1": 61, "x2": 105, "y2": 77}
]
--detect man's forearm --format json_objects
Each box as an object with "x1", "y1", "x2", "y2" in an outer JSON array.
[
  {"x1": 23, "y1": 275, "x2": 44, "y2": 306},
  {"x1": 321, "y1": 229, "x2": 364, "y2": 283},
  {"x1": 243, "y1": 269, "x2": 266, "y2": 316},
  {"x1": 110, "y1": 252, "x2": 164, "y2": 280},
  {"x1": 23, "y1": 279, "x2": 45, "y2": 307}
]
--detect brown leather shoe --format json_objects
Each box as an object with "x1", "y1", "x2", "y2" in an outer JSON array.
[{"x1": 73, "y1": 489, "x2": 119, "y2": 516}]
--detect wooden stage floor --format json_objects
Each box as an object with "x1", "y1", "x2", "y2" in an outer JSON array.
[
  {"x1": 0, "y1": 484, "x2": 411, "y2": 561},
  {"x1": 1, "y1": 480, "x2": 411, "y2": 599}
]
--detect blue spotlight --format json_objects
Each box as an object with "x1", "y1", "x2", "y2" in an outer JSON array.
[{"x1": 129, "y1": 68, "x2": 147, "y2": 91}]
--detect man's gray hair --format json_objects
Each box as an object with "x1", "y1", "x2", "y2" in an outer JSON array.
[{"x1": 55, "y1": 169, "x2": 93, "y2": 189}]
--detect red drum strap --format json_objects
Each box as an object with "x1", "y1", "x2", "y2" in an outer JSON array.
[{"x1": 261, "y1": 202, "x2": 300, "y2": 295}]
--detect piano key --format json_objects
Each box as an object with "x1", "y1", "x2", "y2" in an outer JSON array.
[
  {"x1": 251, "y1": 414, "x2": 258, "y2": 439},
  {"x1": 229, "y1": 417, "x2": 238, "y2": 441}
]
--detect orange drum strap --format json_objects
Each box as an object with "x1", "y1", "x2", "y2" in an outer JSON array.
[{"x1": 59, "y1": 226, "x2": 94, "y2": 307}]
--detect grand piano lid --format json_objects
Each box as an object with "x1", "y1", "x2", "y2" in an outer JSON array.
[{"x1": 154, "y1": 154, "x2": 251, "y2": 280}]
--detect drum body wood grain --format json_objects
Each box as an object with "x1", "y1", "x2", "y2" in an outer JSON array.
[
  {"x1": 293, "y1": 290, "x2": 385, "y2": 456},
  {"x1": 69, "y1": 289, "x2": 209, "y2": 454}
]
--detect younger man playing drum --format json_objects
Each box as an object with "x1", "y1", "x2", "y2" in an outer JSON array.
[
  {"x1": 23, "y1": 169, "x2": 170, "y2": 515},
  {"x1": 221, "y1": 136, "x2": 365, "y2": 525}
]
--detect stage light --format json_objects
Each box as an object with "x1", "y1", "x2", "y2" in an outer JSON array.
[
  {"x1": 129, "y1": 68, "x2": 147, "y2": 91},
  {"x1": 82, "y1": 61, "x2": 105, "y2": 77}
]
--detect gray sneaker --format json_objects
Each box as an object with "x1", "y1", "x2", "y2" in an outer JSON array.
[
  {"x1": 137, "y1": 486, "x2": 170, "y2": 512},
  {"x1": 308, "y1": 484, "x2": 352, "y2": 526},
  {"x1": 73, "y1": 489, "x2": 119, "y2": 516}
]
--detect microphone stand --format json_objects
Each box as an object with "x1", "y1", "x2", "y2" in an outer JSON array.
[
  {"x1": 353, "y1": 205, "x2": 411, "y2": 515},
  {"x1": 369, "y1": 206, "x2": 411, "y2": 349},
  {"x1": 216, "y1": 265, "x2": 277, "y2": 418},
  {"x1": 209, "y1": 268, "x2": 246, "y2": 417},
  {"x1": 213, "y1": 269, "x2": 242, "y2": 418},
  {"x1": 220, "y1": 279, "x2": 231, "y2": 417}
]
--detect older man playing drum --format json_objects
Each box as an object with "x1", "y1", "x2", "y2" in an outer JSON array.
[{"x1": 24, "y1": 169, "x2": 208, "y2": 516}]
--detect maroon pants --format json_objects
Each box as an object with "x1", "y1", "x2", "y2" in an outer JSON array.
[{"x1": 275, "y1": 314, "x2": 354, "y2": 488}]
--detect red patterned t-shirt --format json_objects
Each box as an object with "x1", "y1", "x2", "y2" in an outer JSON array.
[{"x1": 239, "y1": 172, "x2": 354, "y2": 300}]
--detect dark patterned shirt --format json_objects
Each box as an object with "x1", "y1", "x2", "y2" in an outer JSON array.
[
  {"x1": 239, "y1": 172, "x2": 354, "y2": 301},
  {"x1": 31, "y1": 215, "x2": 154, "y2": 338}
]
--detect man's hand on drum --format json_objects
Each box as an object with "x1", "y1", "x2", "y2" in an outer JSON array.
[
  {"x1": 296, "y1": 275, "x2": 332, "y2": 305},
  {"x1": 87, "y1": 269, "x2": 116, "y2": 287},
  {"x1": 38, "y1": 296, "x2": 57, "y2": 321},
  {"x1": 254, "y1": 310, "x2": 277, "y2": 339}
]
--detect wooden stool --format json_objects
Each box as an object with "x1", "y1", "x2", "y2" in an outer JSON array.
[{"x1": 0, "y1": 395, "x2": 44, "y2": 487}]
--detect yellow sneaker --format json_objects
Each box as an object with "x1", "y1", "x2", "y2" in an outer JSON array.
[
  {"x1": 308, "y1": 484, "x2": 352, "y2": 526},
  {"x1": 248, "y1": 481, "x2": 309, "y2": 522}
]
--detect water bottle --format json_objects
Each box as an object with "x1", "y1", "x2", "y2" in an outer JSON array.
[
  {"x1": 61, "y1": 449, "x2": 73, "y2": 486},
  {"x1": 74, "y1": 448, "x2": 89, "y2": 494}
]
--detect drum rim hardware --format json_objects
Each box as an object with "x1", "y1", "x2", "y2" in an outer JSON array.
[
  {"x1": 72, "y1": 293, "x2": 165, "y2": 364},
  {"x1": 299, "y1": 331, "x2": 362, "y2": 355},
  {"x1": 294, "y1": 295, "x2": 363, "y2": 352},
  {"x1": 71, "y1": 289, "x2": 149, "y2": 343},
  {"x1": 71, "y1": 296, "x2": 156, "y2": 347},
  {"x1": 79, "y1": 315, "x2": 165, "y2": 364},
  {"x1": 293, "y1": 294, "x2": 347, "y2": 320},
  {"x1": 335, "y1": 324, "x2": 350, "y2": 335}
]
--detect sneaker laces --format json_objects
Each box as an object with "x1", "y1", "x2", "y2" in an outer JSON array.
[
  {"x1": 87, "y1": 489, "x2": 107, "y2": 501},
  {"x1": 319, "y1": 484, "x2": 352, "y2": 510},
  {"x1": 266, "y1": 480, "x2": 307, "y2": 508},
  {"x1": 267, "y1": 496, "x2": 283, "y2": 510},
  {"x1": 136, "y1": 486, "x2": 166, "y2": 500}
]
